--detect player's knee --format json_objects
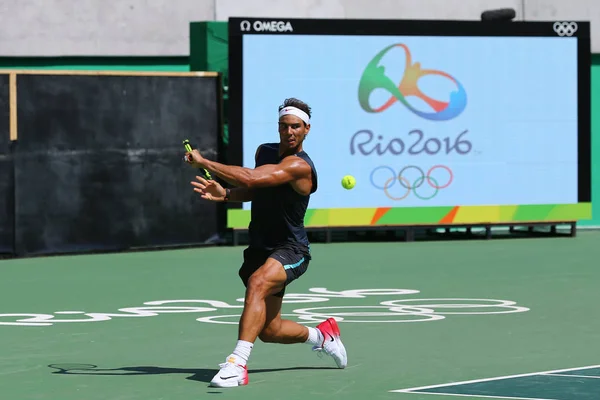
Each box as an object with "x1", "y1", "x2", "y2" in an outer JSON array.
[{"x1": 247, "y1": 274, "x2": 270, "y2": 298}]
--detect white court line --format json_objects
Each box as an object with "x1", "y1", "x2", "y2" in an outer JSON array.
[
  {"x1": 389, "y1": 364, "x2": 600, "y2": 393},
  {"x1": 391, "y1": 393, "x2": 554, "y2": 400},
  {"x1": 542, "y1": 373, "x2": 600, "y2": 379}
]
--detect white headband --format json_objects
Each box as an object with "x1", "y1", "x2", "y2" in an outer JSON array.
[{"x1": 279, "y1": 106, "x2": 310, "y2": 125}]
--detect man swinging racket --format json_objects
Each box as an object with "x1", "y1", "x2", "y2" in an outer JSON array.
[{"x1": 185, "y1": 98, "x2": 347, "y2": 388}]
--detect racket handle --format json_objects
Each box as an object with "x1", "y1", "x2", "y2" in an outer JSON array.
[
  {"x1": 183, "y1": 139, "x2": 193, "y2": 153},
  {"x1": 183, "y1": 139, "x2": 213, "y2": 180}
]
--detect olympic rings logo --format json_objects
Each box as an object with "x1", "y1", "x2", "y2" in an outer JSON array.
[
  {"x1": 370, "y1": 165, "x2": 453, "y2": 200},
  {"x1": 553, "y1": 22, "x2": 578, "y2": 37}
]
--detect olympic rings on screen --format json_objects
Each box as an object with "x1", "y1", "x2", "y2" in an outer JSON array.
[
  {"x1": 370, "y1": 165, "x2": 454, "y2": 200},
  {"x1": 553, "y1": 22, "x2": 578, "y2": 37},
  {"x1": 398, "y1": 166, "x2": 425, "y2": 189}
]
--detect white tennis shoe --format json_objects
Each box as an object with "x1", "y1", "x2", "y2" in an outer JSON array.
[
  {"x1": 209, "y1": 357, "x2": 249, "y2": 388},
  {"x1": 312, "y1": 317, "x2": 348, "y2": 368}
]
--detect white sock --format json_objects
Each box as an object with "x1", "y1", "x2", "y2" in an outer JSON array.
[
  {"x1": 229, "y1": 340, "x2": 253, "y2": 366},
  {"x1": 305, "y1": 326, "x2": 324, "y2": 347}
]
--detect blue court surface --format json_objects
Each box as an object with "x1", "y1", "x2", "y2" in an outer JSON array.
[{"x1": 391, "y1": 365, "x2": 600, "y2": 399}]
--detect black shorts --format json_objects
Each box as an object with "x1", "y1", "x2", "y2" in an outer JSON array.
[{"x1": 238, "y1": 245, "x2": 311, "y2": 297}]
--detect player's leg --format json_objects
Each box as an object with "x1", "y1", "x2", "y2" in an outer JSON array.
[
  {"x1": 210, "y1": 247, "x2": 347, "y2": 388},
  {"x1": 255, "y1": 247, "x2": 311, "y2": 343},
  {"x1": 259, "y1": 247, "x2": 348, "y2": 369},
  {"x1": 258, "y1": 295, "x2": 341, "y2": 361},
  {"x1": 258, "y1": 294, "x2": 308, "y2": 344},
  {"x1": 210, "y1": 251, "x2": 288, "y2": 388},
  {"x1": 237, "y1": 257, "x2": 288, "y2": 342},
  {"x1": 257, "y1": 295, "x2": 348, "y2": 369}
]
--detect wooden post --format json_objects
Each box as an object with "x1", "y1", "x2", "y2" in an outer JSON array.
[{"x1": 9, "y1": 73, "x2": 17, "y2": 141}]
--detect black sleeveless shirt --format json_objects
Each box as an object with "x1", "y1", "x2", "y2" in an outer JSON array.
[{"x1": 248, "y1": 143, "x2": 318, "y2": 251}]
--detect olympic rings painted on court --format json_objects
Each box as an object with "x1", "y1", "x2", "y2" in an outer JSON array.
[
  {"x1": 553, "y1": 22, "x2": 578, "y2": 37},
  {"x1": 0, "y1": 288, "x2": 530, "y2": 327},
  {"x1": 370, "y1": 165, "x2": 454, "y2": 200},
  {"x1": 195, "y1": 298, "x2": 529, "y2": 325}
]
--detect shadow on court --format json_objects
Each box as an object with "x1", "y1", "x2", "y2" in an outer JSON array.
[{"x1": 48, "y1": 363, "x2": 336, "y2": 384}]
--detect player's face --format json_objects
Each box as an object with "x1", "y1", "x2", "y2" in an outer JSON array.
[{"x1": 278, "y1": 115, "x2": 310, "y2": 151}]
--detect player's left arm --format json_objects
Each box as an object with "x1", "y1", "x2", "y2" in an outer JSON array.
[{"x1": 195, "y1": 153, "x2": 310, "y2": 189}]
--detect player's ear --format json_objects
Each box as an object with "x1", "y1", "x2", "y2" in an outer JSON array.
[{"x1": 304, "y1": 123, "x2": 311, "y2": 134}]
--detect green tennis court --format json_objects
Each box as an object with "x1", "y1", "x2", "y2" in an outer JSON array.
[{"x1": 1, "y1": 231, "x2": 599, "y2": 400}]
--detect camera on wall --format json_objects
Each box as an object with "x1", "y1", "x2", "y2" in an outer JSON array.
[{"x1": 481, "y1": 8, "x2": 517, "y2": 21}]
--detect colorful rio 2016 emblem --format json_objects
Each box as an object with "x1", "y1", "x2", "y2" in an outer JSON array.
[{"x1": 358, "y1": 43, "x2": 467, "y2": 121}]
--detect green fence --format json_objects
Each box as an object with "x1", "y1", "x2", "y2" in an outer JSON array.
[{"x1": 588, "y1": 56, "x2": 600, "y2": 227}]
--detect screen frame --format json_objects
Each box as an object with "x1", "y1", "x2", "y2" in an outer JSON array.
[{"x1": 227, "y1": 17, "x2": 591, "y2": 222}]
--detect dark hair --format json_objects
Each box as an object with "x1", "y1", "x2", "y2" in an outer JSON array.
[{"x1": 279, "y1": 98, "x2": 312, "y2": 125}]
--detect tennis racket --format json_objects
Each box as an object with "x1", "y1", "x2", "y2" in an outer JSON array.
[{"x1": 183, "y1": 139, "x2": 213, "y2": 180}]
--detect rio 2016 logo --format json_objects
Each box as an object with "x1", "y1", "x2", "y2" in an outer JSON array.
[{"x1": 358, "y1": 43, "x2": 467, "y2": 121}]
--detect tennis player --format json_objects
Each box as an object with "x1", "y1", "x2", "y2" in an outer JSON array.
[{"x1": 185, "y1": 98, "x2": 347, "y2": 388}]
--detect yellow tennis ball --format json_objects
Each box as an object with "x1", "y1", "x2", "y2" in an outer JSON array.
[{"x1": 341, "y1": 175, "x2": 356, "y2": 190}]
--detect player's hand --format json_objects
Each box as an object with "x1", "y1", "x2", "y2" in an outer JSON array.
[
  {"x1": 185, "y1": 149, "x2": 206, "y2": 168},
  {"x1": 191, "y1": 175, "x2": 226, "y2": 201}
]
